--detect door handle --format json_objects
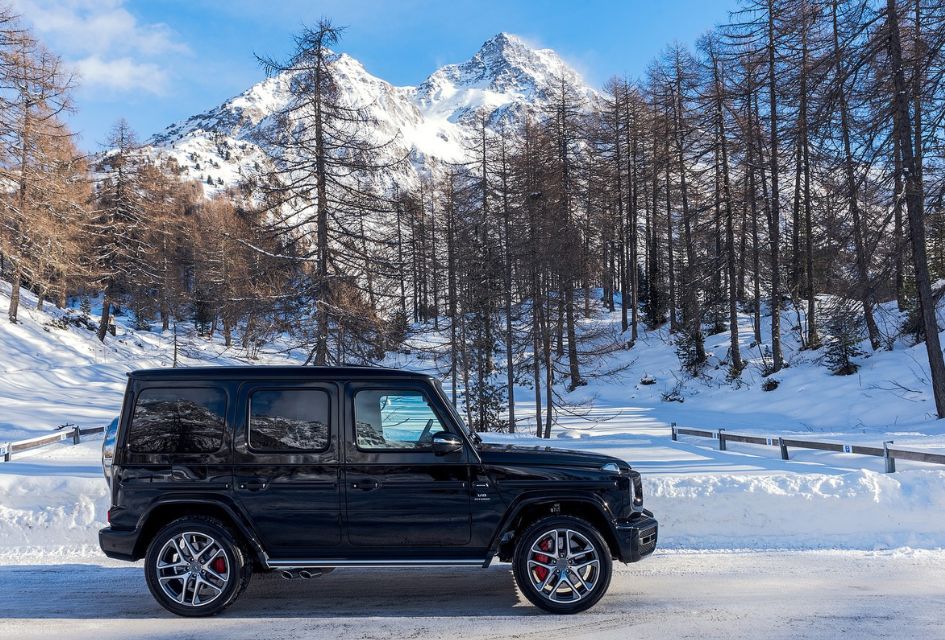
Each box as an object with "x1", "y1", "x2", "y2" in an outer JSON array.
[
  {"x1": 239, "y1": 480, "x2": 267, "y2": 492},
  {"x1": 351, "y1": 479, "x2": 380, "y2": 491}
]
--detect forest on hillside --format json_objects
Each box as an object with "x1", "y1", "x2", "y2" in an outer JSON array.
[{"x1": 1, "y1": 1, "x2": 945, "y2": 436}]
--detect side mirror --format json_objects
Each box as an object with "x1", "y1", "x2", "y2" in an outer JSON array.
[{"x1": 432, "y1": 432, "x2": 464, "y2": 456}]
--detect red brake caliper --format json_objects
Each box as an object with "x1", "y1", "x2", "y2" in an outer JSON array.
[
  {"x1": 212, "y1": 557, "x2": 227, "y2": 574},
  {"x1": 533, "y1": 537, "x2": 553, "y2": 582}
]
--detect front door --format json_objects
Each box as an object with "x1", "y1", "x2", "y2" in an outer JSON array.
[
  {"x1": 233, "y1": 382, "x2": 342, "y2": 557},
  {"x1": 344, "y1": 383, "x2": 472, "y2": 549}
]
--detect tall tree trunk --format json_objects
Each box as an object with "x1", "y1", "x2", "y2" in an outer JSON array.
[
  {"x1": 833, "y1": 0, "x2": 880, "y2": 351},
  {"x1": 543, "y1": 283, "x2": 554, "y2": 439},
  {"x1": 97, "y1": 296, "x2": 111, "y2": 343},
  {"x1": 712, "y1": 56, "x2": 742, "y2": 373},
  {"x1": 673, "y1": 80, "x2": 704, "y2": 362},
  {"x1": 628, "y1": 97, "x2": 640, "y2": 342},
  {"x1": 8, "y1": 263, "x2": 21, "y2": 323},
  {"x1": 615, "y1": 90, "x2": 628, "y2": 333},
  {"x1": 766, "y1": 0, "x2": 784, "y2": 372},
  {"x1": 313, "y1": 46, "x2": 330, "y2": 366},
  {"x1": 802, "y1": 100, "x2": 817, "y2": 348},
  {"x1": 527, "y1": 181, "x2": 543, "y2": 436},
  {"x1": 747, "y1": 115, "x2": 763, "y2": 346},
  {"x1": 893, "y1": 108, "x2": 906, "y2": 311},
  {"x1": 8, "y1": 96, "x2": 32, "y2": 325},
  {"x1": 447, "y1": 180, "x2": 459, "y2": 407},
  {"x1": 648, "y1": 123, "x2": 662, "y2": 325},
  {"x1": 887, "y1": 0, "x2": 945, "y2": 417},
  {"x1": 738, "y1": 173, "x2": 748, "y2": 301},
  {"x1": 501, "y1": 141, "x2": 516, "y2": 433},
  {"x1": 664, "y1": 121, "x2": 679, "y2": 333},
  {"x1": 565, "y1": 286, "x2": 582, "y2": 388},
  {"x1": 799, "y1": 3, "x2": 818, "y2": 348}
]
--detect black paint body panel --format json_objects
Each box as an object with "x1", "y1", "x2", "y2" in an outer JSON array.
[{"x1": 99, "y1": 366, "x2": 657, "y2": 567}]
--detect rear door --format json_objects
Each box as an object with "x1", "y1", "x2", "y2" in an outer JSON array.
[
  {"x1": 233, "y1": 381, "x2": 342, "y2": 557},
  {"x1": 344, "y1": 382, "x2": 472, "y2": 549}
]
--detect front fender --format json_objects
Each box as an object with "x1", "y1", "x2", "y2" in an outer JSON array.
[{"x1": 486, "y1": 491, "x2": 617, "y2": 557}]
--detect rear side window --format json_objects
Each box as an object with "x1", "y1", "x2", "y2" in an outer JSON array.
[
  {"x1": 129, "y1": 387, "x2": 227, "y2": 454},
  {"x1": 249, "y1": 389, "x2": 330, "y2": 451}
]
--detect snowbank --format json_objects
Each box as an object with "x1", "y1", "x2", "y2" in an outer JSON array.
[{"x1": 647, "y1": 469, "x2": 945, "y2": 549}]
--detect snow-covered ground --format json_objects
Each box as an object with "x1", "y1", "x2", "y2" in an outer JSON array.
[
  {"x1": 2, "y1": 551, "x2": 944, "y2": 639},
  {"x1": 1, "y1": 280, "x2": 945, "y2": 636}
]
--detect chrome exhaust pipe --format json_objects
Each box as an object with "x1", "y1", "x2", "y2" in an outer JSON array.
[{"x1": 280, "y1": 570, "x2": 296, "y2": 580}]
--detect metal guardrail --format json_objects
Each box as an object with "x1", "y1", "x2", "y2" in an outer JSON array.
[
  {"x1": 0, "y1": 425, "x2": 105, "y2": 462},
  {"x1": 671, "y1": 423, "x2": 945, "y2": 473}
]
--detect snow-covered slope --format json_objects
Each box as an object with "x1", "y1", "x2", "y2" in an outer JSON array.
[
  {"x1": 0, "y1": 280, "x2": 301, "y2": 443},
  {"x1": 1, "y1": 277, "x2": 945, "y2": 557},
  {"x1": 143, "y1": 33, "x2": 595, "y2": 196}
]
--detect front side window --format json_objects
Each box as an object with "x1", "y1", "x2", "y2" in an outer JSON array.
[
  {"x1": 249, "y1": 388, "x2": 330, "y2": 452},
  {"x1": 129, "y1": 387, "x2": 227, "y2": 453},
  {"x1": 354, "y1": 389, "x2": 446, "y2": 450}
]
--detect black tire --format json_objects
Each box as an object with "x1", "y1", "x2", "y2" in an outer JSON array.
[
  {"x1": 144, "y1": 516, "x2": 253, "y2": 617},
  {"x1": 512, "y1": 515, "x2": 612, "y2": 614}
]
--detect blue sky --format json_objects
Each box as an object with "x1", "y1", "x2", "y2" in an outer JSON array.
[{"x1": 11, "y1": 0, "x2": 739, "y2": 151}]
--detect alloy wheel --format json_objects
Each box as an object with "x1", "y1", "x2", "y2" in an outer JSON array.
[
  {"x1": 526, "y1": 528, "x2": 601, "y2": 604},
  {"x1": 155, "y1": 531, "x2": 231, "y2": 608}
]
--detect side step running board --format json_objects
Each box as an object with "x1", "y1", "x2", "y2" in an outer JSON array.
[{"x1": 266, "y1": 558, "x2": 487, "y2": 570}]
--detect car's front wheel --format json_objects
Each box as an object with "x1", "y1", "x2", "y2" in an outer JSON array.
[
  {"x1": 512, "y1": 515, "x2": 613, "y2": 614},
  {"x1": 144, "y1": 516, "x2": 252, "y2": 617}
]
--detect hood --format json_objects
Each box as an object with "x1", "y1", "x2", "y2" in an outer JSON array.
[{"x1": 476, "y1": 441, "x2": 627, "y2": 469}]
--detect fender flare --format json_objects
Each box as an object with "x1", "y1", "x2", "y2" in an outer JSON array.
[
  {"x1": 136, "y1": 496, "x2": 268, "y2": 565},
  {"x1": 486, "y1": 492, "x2": 617, "y2": 557}
]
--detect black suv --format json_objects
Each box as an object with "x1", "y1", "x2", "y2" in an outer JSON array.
[{"x1": 99, "y1": 366, "x2": 657, "y2": 616}]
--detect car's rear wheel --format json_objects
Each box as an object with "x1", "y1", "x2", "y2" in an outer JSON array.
[
  {"x1": 512, "y1": 515, "x2": 612, "y2": 614},
  {"x1": 144, "y1": 516, "x2": 252, "y2": 617}
]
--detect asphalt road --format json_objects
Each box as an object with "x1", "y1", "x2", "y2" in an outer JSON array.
[{"x1": 1, "y1": 551, "x2": 943, "y2": 640}]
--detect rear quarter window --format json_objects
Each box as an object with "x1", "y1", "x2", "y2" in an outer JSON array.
[
  {"x1": 249, "y1": 388, "x2": 330, "y2": 451},
  {"x1": 128, "y1": 387, "x2": 227, "y2": 454}
]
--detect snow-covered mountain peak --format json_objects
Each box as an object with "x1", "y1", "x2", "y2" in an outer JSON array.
[
  {"x1": 141, "y1": 33, "x2": 596, "y2": 196},
  {"x1": 414, "y1": 32, "x2": 589, "y2": 119}
]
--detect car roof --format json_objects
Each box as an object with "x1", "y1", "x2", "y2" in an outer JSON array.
[{"x1": 128, "y1": 365, "x2": 436, "y2": 382}]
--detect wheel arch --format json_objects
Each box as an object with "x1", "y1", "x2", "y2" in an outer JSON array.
[
  {"x1": 134, "y1": 498, "x2": 267, "y2": 567},
  {"x1": 491, "y1": 494, "x2": 621, "y2": 562}
]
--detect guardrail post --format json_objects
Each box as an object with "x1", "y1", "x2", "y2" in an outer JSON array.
[
  {"x1": 778, "y1": 437, "x2": 789, "y2": 460},
  {"x1": 72, "y1": 425, "x2": 81, "y2": 445},
  {"x1": 1, "y1": 443, "x2": 9, "y2": 462},
  {"x1": 718, "y1": 428, "x2": 726, "y2": 451},
  {"x1": 884, "y1": 440, "x2": 896, "y2": 473},
  {"x1": 671, "y1": 422, "x2": 677, "y2": 441}
]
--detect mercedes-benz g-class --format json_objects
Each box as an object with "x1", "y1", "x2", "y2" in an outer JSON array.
[{"x1": 99, "y1": 366, "x2": 657, "y2": 616}]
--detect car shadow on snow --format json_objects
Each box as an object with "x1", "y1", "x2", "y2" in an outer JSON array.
[{"x1": 0, "y1": 564, "x2": 537, "y2": 618}]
